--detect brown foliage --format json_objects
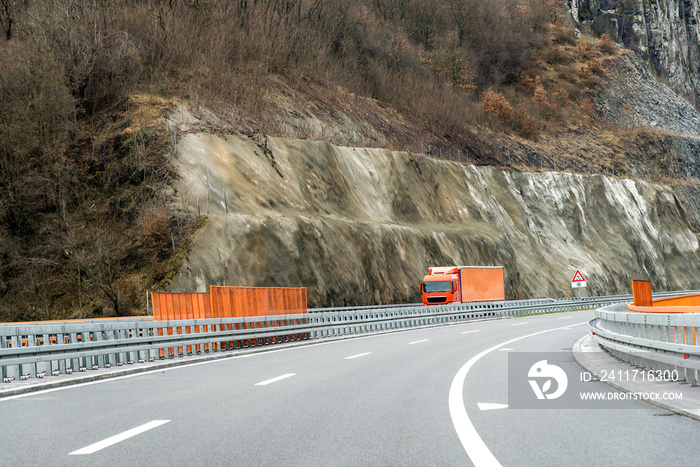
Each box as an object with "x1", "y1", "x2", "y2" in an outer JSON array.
[
  {"x1": 532, "y1": 84, "x2": 553, "y2": 109},
  {"x1": 598, "y1": 33, "x2": 616, "y2": 55},
  {"x1": 578, "y1": 57, "x2": 604, "y2": 79},
  {"x1": 576, "y1": 39, "x2": 594, "y2": 59},
  {"x1": 481, "y1": 91, "x2": 539, "y2": 137},
  {"x1": 522, "y1": 75, "x2": 541, "y2": 92},
  {"x1": 513, "y1": 105, "x2": 538, "y2": 137},
  {"x1": 586, "y1": 58, "x2": 604, "y2": 76},
  {"x1": 580, "y1": 98, "x2": 595, "y2": 115},
  {"x1": 577, "y1": 64, "x2": 591, "y2": 79},
  {"x1": 552, "y1": 86, "x2": 573, "y2": 105},
  {"x1": 481, "y1": 90, "x2": 514, "y2": 124}
]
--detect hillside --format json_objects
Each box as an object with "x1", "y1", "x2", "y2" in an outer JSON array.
[{"x1": 1, "y1": 0, "x2": 699, "y2": 320}]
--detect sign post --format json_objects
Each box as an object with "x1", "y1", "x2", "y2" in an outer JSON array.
[{"x1": 571, "y1": 270, "x2": 587, "y2": 298}]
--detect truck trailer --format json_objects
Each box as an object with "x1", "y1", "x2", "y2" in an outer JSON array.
[{"x1": 420, "y1": 266, "x2": 505, "y2": 306}]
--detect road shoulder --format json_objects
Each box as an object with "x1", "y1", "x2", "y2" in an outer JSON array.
[{"x1": 572, "y1": 334, "x2": 700, "y2": 421}]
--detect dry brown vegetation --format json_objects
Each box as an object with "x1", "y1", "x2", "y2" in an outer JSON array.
[{"x1": 0, "y1": 0, "x2": 625, "y2": 320}]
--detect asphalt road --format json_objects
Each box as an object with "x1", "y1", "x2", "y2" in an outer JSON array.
[{"x1": 3, "y1": 309, "x2": 700, "y2": 466}]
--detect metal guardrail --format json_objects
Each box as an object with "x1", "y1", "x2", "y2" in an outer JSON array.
[
  {"x1": 591, "y1": 291, "x2": 700, "y2": 384},
  {"x1": 303, "y1": 297, "x2": 556, "y2": 312},
  {"x1": 0, "y1": 295, "x2": 629, "y2": 384}
]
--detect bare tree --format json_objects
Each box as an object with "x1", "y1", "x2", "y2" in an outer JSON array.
[{"x1": 0, "y1": 0, "x2": 25, "y2": 40}]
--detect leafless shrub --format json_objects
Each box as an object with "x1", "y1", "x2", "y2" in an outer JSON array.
[
  {"x1": 513, "y1": 104, "x2": 538, "y2": 138},
  {"x1": 550, "y1": 21, "x2": 577, "y2": 46},
  {"x1": 138, "y1": 201, "x2": 172, "y2": 257},
  {"x1": 598, "y1": 33, "x2": 616, "y2": 55}
]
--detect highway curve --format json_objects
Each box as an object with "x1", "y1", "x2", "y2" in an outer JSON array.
[{"x1": 3, "y1": 309, "x2": 700, "y2": 466}]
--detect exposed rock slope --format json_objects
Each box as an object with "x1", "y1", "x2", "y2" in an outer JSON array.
[
  {"x1": 569, "y1": 0, "x2": 700, "y2": 103},
  {"x1": 168, "y1": 130, "x2": 700, "y2": 306},
  {"x1": 595, "y1": 54, "x2": 700, "y2": 134}
]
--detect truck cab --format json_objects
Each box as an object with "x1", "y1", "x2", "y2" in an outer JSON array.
[
  {"x1": 420, "y1": 265, "x2": 505, "y2": 306},
  {"x1": 420, "y1": 267, "x2": 461, "y2": 305}
]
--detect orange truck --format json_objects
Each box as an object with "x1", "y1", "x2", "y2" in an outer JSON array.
[{"x1": 420, "y1": 266, "x2": 505, "y2": 306}]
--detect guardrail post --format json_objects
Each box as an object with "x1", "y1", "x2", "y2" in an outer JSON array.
[
  {"x1": 0, "y1": 335, "x2": 8, "y2": 381},
  {"x1": 26, "y1": 334, "x2": 37, "y2": 378},
  {"x1": 118, "y1": 328, "x2": 129, "y2": 364},
  {"x1": 40, "y1": 331, "x2": 51, "y2": 376},
  {"x1": 68, "y1": 331, "x2": 78, "y2": 371},
  {"x1": 94, "y1": 328, "x2": 104, "y2": 369}
]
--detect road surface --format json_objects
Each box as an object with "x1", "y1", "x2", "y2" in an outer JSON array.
[{"x1": 3, "y1": 309, "x2": 700, "y2": 466}]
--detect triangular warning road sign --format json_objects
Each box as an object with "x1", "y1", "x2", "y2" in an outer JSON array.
[{"x1": 572, "y1": 270, "x2": 586, "y2": 282}]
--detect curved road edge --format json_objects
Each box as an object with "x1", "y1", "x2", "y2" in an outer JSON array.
[
  {"x1": 572, "y1": 334, "x2": 700, "y2": 421},
  {"x1": 449, "y1": 320, "x2": 590, "y2": 467}
]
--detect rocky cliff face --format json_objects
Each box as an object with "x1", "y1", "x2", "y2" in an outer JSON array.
[
  {"x1": 595, "y1": 54, "x2": 700, "y2": 134},
  {"x1": 569, "y1": 0, "x2": 700, "y2": 104},
  {"x1": 168, "y1": 129, "x2": 700, "y2": 306}
]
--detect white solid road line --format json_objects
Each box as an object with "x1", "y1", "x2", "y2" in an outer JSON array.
[
  {"x1": 498, "y1": 348, "x2": 513, "y2": 351},
  {"x1": 511, "y1": 322, "x2": 528, "y2": 326},
  {"x1": 477, "y1": 403, "x2": 508, "y2": 411},
  {"x1": 461, "y1": 330, "x2": 480, "y2": 335},
  {"x1": 70, "y1": 420, "x2": 170, "y2": 455},
  {"x1": 255, "y1": 373, "x2": 297, "y2": 386},
  {"x1": 448, "y1": 320, "x2": 589, "y2": 467},
  {"x1": 344, "y1": 352, "x2": 372, "y2": 360},
  {"x1": 407, "y1": 339, "x2": 430, "y2": 345}
]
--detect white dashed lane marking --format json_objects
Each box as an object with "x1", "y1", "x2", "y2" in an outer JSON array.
[
  {"x1": 345, "y1": 352, "x2": 372, "y2": 360},
  {"x1": 70, "y1": 420, "x2": 170, "y2": 455},
  {"x1": 408, "y1": 339, "x2": 430, "y2": 345},
  {"x1": 255, "y1": 373, "x2": 297, "y2": 386},
  {"x1": 477, "y1": 403, "x2": 508, "y2": 411}
]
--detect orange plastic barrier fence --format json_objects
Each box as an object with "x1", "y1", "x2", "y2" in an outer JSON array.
[
  {"x1": 628, "y1": 280, "x2": 700, "y2": 314},
  {"x1": 209, "y1": 286, "x2": 307, "y2": 317},
  {"x1": 209, "y1": 286, "x2": 308, "y2": 348},
  {"x1": 152, "y1": 292, "x2": 213, "y2": 356},
  {"x1": 632, "y1": 280, "x2": 651, "y2": 306},
  {"x1": 651, "y1": 295, "x2": 700, "y2": 308},
  {"x1": 151, "y1": 292, "x2": 212, "y2": 320},
  {"x1": 631, "y1": 280, "x2": 652, "y2": 307},
  {"x1": 150, "y1": 287, "x2": 308, "y2": 354}
]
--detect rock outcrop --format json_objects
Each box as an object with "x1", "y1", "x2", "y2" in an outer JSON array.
[
  {"x1": 569, "y1": 0, "x2": 700, "y2": 104},
  {"x1": 595, "y1": 54, "x2": 700, "y2": 135},
  {"x1": 168, "y1": 131, "x2": 700, "y2": 306}
]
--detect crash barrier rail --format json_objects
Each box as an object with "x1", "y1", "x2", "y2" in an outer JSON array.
[
  {"x1": 591, "y1": 292, "x2": 700, "y2": 385},
  {"x1": 309, "y1": 298, "x2": 555, "y2": 313},
  {"x1": 0, "y1": 316, "x2": 151, "y2": 326},
  {"x1": 0, "y1": 294, "x2": 645, "y2": 384}
]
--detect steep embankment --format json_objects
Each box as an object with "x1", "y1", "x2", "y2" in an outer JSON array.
[{"x1": 167, "y1": 122, "x2": 700, "y2": 306}]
